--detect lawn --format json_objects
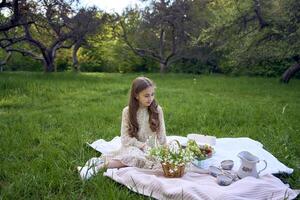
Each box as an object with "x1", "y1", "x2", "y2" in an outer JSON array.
[{"x1": 0, "y1": 72, "x2": 299, "y2": 199}]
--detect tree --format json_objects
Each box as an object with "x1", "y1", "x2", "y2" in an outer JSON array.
[
  {"x1": 69, "y1": 8, "x2": 107, "y2": 72},
  {"x1": 201, "y1": 0, "x2": 300, "y2": 81},
  {"x1": 118, "y1": 0, "x2": 193, "y2": 73},
  {"x1": 0, "y1": 0, "x2": 104, "y2": 72}
]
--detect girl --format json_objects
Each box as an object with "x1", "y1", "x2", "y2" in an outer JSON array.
[{"x1": 78, "y1": 76, "x2": 167, "y2": 180}]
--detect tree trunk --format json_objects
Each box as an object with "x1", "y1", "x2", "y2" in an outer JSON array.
[
  {"x1": 43, "y1": 61, "x2": 55, "y2": 72},
  {"x1": 43, "y1": 53, "x2": 55, "y2": 72},
  {"x1": 281, "y1": 63, "x2": 300, "y2": 83},
  {"x1": 0, "y1": 51, "x2": 12, "y2": 72},
  {"x1": 160, "y1": 62, "x2": 168, "y2": 73},
  {"x1": 72, "y1": 41, "x2": 81, "y2": 72}
]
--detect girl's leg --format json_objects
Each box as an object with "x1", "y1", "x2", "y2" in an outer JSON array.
[
  {"x1": 106, "y1": 159, "x2": 127, "y2": 168},
  {"x1": 77, "y1": 157, "x2": 105, "y2": 180},
  {"x1": 78, "y1": 158, "x2": 127, "y2": 180}
]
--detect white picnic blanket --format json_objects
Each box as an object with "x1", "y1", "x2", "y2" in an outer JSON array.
[
  {"x1": 87, "y1": 136, "x2": 299, "y2": 200},
  {"x1": 88, "y1": 135, "x2": 293, "y2": 175}
]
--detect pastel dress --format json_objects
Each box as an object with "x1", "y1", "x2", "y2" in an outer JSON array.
[
  {"x1": 104, "y1": 105, "x2": 167, "y2": 168},
  {"x1": 78, "y1": 105, "x2": 167, "y2": 180}
]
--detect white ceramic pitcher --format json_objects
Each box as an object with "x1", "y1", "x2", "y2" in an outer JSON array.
[{"x1": 237, "y1": 151, "x2": 267, "y2": 178}]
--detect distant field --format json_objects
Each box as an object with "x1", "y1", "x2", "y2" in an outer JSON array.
[{"x1": 0, "y1": 72, "x2": 299, "y2": 199}]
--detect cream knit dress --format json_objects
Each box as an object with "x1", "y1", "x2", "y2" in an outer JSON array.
[{"x1": 102, "y1": 105, "x2": 167, "y2": 169}]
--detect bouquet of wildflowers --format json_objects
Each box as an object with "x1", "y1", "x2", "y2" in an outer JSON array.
[
  {"x1": 149, "y1": 140, "x2": 194, "y2": 166},
  {"x1": 149, "y1": 140, "x2": 194, "y2": 177}
]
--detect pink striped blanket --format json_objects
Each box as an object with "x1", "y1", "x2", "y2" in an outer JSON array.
[{"x1": 104, "y1": 167, "x2": 299, "y2": 200}]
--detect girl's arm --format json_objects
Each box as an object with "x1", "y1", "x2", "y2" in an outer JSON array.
[
  {"x1": 120, "y1": 107, "x2": 145, "y2": 149},
  {"x1": 157, "y1": 106, "x2": 167, "y2": 145}
]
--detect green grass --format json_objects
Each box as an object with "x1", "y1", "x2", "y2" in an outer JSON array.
[{"x1": 0, "y1": 72, "x2": 299, "y2": 199}]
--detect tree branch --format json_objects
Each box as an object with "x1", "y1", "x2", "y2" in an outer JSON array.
[
  {"x1": 0, "y1": 35, "x2": 27, "y2": 48},
  {"x1": 119, "y1": 19, "x2": 162, "y2": 62},
  {"x1": 164, "y1": 23, "x2": 177, "y2": 65},
  {"x1": 23, "y1": 24, "x2": 47, "y2": 51},
  {"x1": 6, "y1": 48, "x2": 44, "y2": 61},
  {"x1": 253, "y1": 0, "x2": 268, "y2": 29},
  {"x1": 0, "y1": 0, "x2": 30, "y2": 31}
]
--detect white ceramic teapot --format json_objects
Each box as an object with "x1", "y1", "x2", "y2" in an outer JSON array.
[{"x1": 237, "y1": 151, "x2": 267, "y2": 178}]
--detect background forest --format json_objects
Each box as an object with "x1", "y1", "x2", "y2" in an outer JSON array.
[{"x1": 1, "y1": 0, "x2": 300, "y2": 82}]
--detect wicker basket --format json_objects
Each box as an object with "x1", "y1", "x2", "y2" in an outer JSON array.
[{"x1": 161, "y1": 162, "x2": 185, "y2": 178}]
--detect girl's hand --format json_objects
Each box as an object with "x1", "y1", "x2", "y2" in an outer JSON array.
[
  {"x1": 140, "y1": 143, "x2": 149, "y2": 152},
  {"x1": 140, "y1": 143, "x2": 146, "y2": 149}
]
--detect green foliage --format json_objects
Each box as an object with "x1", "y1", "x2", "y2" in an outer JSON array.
[
  {"x1": 219, "y1": 59, "x2": 292, "y2": 77},
  {"x1": 76, "y1": 21, "x2": 160, "y2": 73},
  {"x1": 55, "y1": 49, "x2": 72, "y2": 72},
  {"x1": 0, "y1": 72, "x2": 299, "y2": 199},
  {"x1": 1, "y1": 51, "x2": 42, "y2": 71},
  {"x1": 171, "y1": 58, "x2": 218, "y2": 74},
  {"x1": 200, "y1": 0, "x2": 300, "y2": 77}
]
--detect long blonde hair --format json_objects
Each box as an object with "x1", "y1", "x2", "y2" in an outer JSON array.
[{"x1": 128, "y1": 77, "x2": 160, "y2": 138}]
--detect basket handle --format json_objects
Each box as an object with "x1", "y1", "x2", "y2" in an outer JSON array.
[{"x1": 169, "y1": 139, "x2": 182, "y2": 151}]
